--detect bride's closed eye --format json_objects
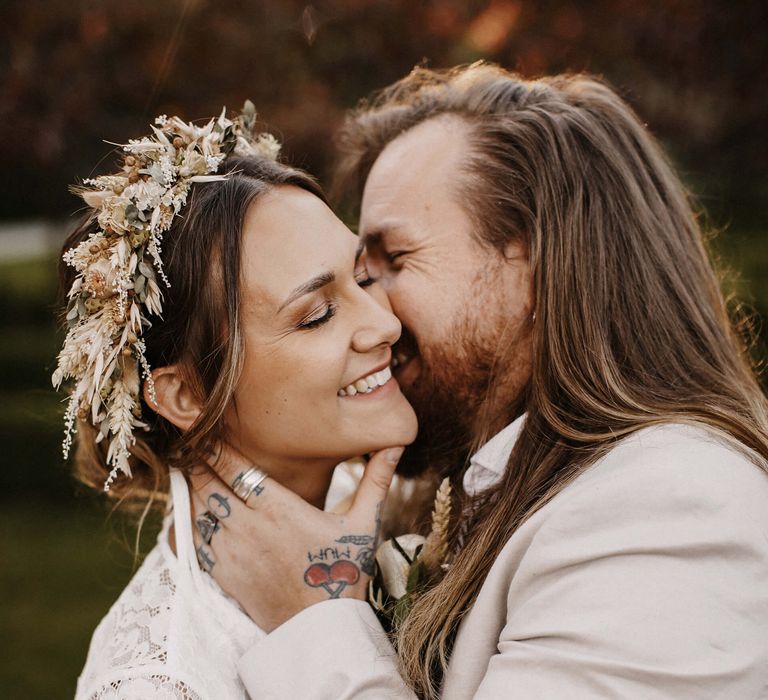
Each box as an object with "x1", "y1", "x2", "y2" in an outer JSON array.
[
  {"x1": 298, "y1": 262, "x2": 377, "y2": 331},
  {"x1": 298, "y1": 302, "x2": 337, "y2": 330}
]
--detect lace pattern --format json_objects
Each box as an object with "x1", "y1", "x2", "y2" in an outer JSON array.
[
  {"x1": 76, "y1": 473, "x2": 263, "y2": 699},
  {"x1": 84, "y1": 674, "x2": 202, "y2": 700}
]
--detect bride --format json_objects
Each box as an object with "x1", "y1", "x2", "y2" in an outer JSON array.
[{"x1": 54, "y1": 105, "x2": 417, "y2": 699}]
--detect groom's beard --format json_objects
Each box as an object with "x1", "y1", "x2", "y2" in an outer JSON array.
[{"x1": 395, "y1": 317, "x2": 520, "y2": 480}]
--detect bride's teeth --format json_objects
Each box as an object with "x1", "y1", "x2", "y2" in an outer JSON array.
[{"x1": 339, "y1": 366, "x2": 393, "y2": 397}]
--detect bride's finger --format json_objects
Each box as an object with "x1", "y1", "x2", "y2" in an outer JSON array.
[
  {"x1": 349, "y1": 447, "x2": 403, "y2": 522},
  {"x1": 205, "y1": 442, "x2": 265, "y2": 495},
  {"x1": 190, "y1": 483, "x2": 230, "y2": 544},
  {"x1": 188, "y1": 467, "x2": 251, "y2": 521},
  {"x1": 189, "y1": 505, "x2": 220, "y2": 575}
]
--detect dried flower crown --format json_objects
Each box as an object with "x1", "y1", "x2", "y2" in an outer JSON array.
[{"x1": 53, "y1": 102, "x2": 281, "y2": 491}]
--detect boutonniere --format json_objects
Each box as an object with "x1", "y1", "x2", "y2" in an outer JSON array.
[{"x1": 369, "y1": 478, "x2": 452, "y2": 628}]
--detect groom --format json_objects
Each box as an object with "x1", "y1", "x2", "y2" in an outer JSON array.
[{"x1": 192, "y1": 63, "x2": 768, "y2": 698}]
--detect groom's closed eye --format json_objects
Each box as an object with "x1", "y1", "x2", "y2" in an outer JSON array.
[{"x1": 363, "y1": 229, "x2": 415, "y2": 273}]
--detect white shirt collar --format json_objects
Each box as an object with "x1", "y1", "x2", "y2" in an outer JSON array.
[{"x1": 462, "y1": 413, "x2": 527, "y2": 496}]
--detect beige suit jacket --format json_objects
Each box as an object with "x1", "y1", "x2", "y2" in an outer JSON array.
[{"x1": 238, "y1": 423, "x2": 768, "y2": 698}]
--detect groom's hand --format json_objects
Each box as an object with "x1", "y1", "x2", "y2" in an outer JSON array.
[{"x1": 187, "y1": 446, "x2": 404, "y2": 632}]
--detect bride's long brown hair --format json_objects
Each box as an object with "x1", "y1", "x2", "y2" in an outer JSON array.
[{"x1": 334, "y1": 64, "x2": 768, "y2": 698}]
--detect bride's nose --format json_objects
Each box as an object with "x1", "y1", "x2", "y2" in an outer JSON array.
[{"x1": 350, "y1": 296, "x2": 401, "y2": 353}]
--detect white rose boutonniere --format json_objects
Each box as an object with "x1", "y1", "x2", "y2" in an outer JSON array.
[{"x1": 369, "y1": 478, "x2": 452, "y2": 628}]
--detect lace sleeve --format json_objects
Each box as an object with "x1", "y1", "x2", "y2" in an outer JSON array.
[{"x1": 82, "y1": 673, "x2": 203, "y2": 700}]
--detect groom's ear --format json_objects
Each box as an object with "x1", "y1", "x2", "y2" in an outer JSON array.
[{"x1": 144, "y1": 365, "x2": 202, "y2": 432}]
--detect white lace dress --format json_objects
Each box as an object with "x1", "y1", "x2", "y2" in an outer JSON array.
[{"x1": 75, "y1": 470, "x2": 264, "y2": 699}]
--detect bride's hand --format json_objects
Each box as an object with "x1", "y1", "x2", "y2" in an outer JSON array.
[{"x1": 187, "y1": 446, "x2": 404, "y2": 632}]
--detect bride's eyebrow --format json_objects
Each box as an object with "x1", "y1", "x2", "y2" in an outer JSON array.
[{"x1": 278, "y1": 271, "x2": 335, "y2": 312}]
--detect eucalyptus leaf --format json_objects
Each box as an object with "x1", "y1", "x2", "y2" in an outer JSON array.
[
  {"x1": 134, "y1": 275, "x2": 146, "y2": 295},
  {"x1": 66, "y1": 305, "x2": 79, "y2": 321}
]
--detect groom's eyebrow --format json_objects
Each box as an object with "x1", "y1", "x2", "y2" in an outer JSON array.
[
  {"x1": 278, "y1": 271, "x2": 335, "y2": 312},
  {"x1": 360, "y1": 223, "x2": 407, "y2": 249}
]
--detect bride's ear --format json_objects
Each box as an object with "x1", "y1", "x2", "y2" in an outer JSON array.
[{"x1": 144, "y1": 365, "x2": 202, "y2": 432}]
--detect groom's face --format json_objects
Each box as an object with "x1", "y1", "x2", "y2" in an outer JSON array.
[{"x1": 359, "y1": 115, "x2": 533, "y2": 476}]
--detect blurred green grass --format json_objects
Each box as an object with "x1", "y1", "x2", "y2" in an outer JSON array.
[
  {"x1": 1, "y1": 225, "x2": 766, "y2": 698},
  {"x1": 0, "y1": 503, "x2": 161, "y2": 698}
]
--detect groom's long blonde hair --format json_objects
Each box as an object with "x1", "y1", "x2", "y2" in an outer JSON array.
[{"x1": 334, "y1": 64, "x2": 768, "y2": 698}]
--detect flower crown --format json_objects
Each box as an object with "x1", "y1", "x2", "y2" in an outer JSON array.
[{"x1": 53, "y1": 102, "x2": 281, "y2": 491}]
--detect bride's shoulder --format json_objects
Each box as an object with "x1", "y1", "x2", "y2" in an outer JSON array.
[{"x1": 76, "y1": 543, "x2": 180, "y2": 696}]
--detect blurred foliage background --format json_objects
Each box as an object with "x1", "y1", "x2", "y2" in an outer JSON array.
[{"x1": 1, "y1": 1, "x2": 766, "y2": 697}]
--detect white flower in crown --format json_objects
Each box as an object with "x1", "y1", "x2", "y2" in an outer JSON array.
[{"x1": 53, "y1": 101, "x2": 281, "y2": 491}]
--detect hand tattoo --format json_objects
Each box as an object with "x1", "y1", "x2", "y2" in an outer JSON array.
[
  {"x1": 196, "y1": 513, "x2": 220, "y2": 544},
  {"x1": 335, "y1": 534, "x2": 374, "y2": 545},
  {"x1": 207, "y1": 492, "x2": 231, "y2": 519},
  {"x1": 356, "y1": 547, "x2": 376, "y2": 576},
  {"x1": 196, "y1": 544, "x2": 216, "y2": 574},
  {"x1": 303, "y1": 561, "x2": 360, "y2": 598},
  {"x1": 308, "y1": 545, "x2": 352, "y2": 562},
  {"x1": 301, "y1": 504, "x2": 384, "y2": 597}
]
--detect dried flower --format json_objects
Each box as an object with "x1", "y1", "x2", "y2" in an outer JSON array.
[
  {"x1": 53, "y1": 103, "x2": 281, "y2": 491},
  {"x1": 420, "y1": 477, "x2": 452, "y2": 573}
]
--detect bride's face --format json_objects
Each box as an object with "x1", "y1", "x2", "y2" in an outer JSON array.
[{"x1": 226, "y1": 185, "x2": 417, "y2": 466}]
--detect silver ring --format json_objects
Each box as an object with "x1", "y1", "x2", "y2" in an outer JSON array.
[
  {"x1": 196, "y1": 511, "x2": 219, "y2": 545},
  {"x1": 231, "y1": 466, "x2": 268, "y2": 503}
]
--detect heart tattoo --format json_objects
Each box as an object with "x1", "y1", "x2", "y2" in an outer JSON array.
[{"x1": 303, "y1": 561, "x2": 360, "y2": 599}]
